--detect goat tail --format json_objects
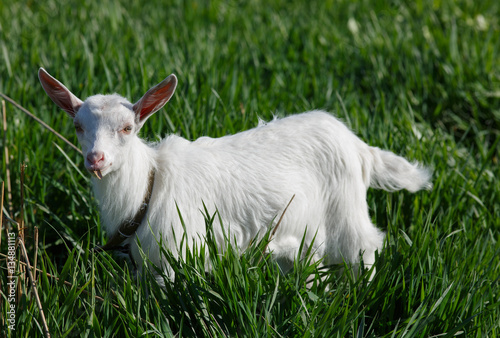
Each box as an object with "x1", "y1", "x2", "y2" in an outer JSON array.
[{"x1": 365, "y1": 147, "x2": 432, "y2": 192}]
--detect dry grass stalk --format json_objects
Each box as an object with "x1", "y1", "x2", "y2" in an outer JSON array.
[
  {"x1": 0, "y1": 182, "x2": 3, "y2": 254},
  {"x1": 93, "y1": 170, "x2": 102, "y2": 180},
  {"x1": 0, "y1": 93, "x2": 82, "y2": 155},
  {"x1": 19, "y1": 163, "x2": 26, "y2": 241},
  {"x1": 258, "y1": 194, "x2": 296, "y2": 264},
  {"x1": 271, "y1": 194, "x2": 295, "y2": 239},
  {"x1": 2, "y1": 99, "x2": 13, "y2": 215}
]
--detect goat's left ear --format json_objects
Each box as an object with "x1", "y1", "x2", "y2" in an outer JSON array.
[{"x1": 133, "y1": 74, "x2": 177, "y2": 123}]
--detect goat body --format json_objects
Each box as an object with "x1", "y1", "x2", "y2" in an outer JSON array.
[{"x1": 39, "y1": 68, "x2": 432, "y2": 279}]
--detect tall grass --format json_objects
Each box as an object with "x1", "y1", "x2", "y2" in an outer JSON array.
[{"x1": 1, "y1": 0, "x2": 499, "y2": 336}]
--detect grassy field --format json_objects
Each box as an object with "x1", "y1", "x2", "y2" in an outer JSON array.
[{"x1": 1, "y1": 0, "x2": 499, "y2": 336}]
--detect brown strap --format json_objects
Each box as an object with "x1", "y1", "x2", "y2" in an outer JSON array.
[{"x1": 93, "y1": 170, "x2": 156, "y2": 252}]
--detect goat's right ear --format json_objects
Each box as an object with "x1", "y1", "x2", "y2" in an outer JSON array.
[
  {"x1": 38, "y1": 68, "x2": 83, "y2": 118},
  {"x1": 133, "y1": 74, "x2": 177, "y2": 123}
]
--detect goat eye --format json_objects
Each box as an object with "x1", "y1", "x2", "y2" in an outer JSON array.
[
  {"x1": 75, "y1": 124, "x2": 83, "y2": 133},
  {"x1": 122, "y1": 125, "x2": 133, "y2": 134}
]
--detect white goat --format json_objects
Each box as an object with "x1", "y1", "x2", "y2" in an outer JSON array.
[{"x1": 39, "y1": 68, "x2": 431, "y2": 281}]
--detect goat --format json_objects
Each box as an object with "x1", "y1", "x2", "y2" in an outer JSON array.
[{"x1": 38, "y1": 68, "x2": 432, "y2": 281}]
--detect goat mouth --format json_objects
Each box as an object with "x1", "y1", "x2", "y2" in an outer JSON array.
[{"x1": 87, "y1": 163, "x2": 112, "y2": 178}]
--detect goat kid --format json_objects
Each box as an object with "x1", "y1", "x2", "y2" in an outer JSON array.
[{"x1": 39, "y1": 68, "x2": 432, "y2": 281}]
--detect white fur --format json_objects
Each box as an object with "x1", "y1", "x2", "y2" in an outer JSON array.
[{"x1": 39, "y1": 68, "x2": 432, "y2": 280}]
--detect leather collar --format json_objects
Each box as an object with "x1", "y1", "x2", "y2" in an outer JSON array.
[{"x1": 93, "y1": 170, "x2": 155, "y2": 252}]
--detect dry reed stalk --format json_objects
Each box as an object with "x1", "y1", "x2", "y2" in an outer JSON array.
[
  {"x1": 15, "y1": 164, "x2": 27, "y2": 306},
  {"x1": 0, "y1": 182, "x2": 4, "y2": 327},
  {"x1": 3, "y1": 247, "x2": 155, "y2": 327},
  {"x1": 34, "y1": 226, "x2": 39, "y2": 281},
  {"x1": 0, "y1": 251, "x2": 119, "y2": 308},
  {"x1": 0, "y1": 252, "x2": 155, "y2": 328},
  {"x1": 17, "y1": 238, "x2": 51, "y2": 337}
]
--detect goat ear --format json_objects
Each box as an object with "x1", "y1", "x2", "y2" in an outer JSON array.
[
  {"x1": 38, "y1": 68, "x2": 83, "y2": 118},
  {"x1": 133, "y1": 74, "x2": 177, "y2": 123}
]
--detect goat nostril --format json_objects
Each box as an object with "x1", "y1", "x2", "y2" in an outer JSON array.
[{"x1": 87, "y1": 152, "x2": 105, "y2": 165}]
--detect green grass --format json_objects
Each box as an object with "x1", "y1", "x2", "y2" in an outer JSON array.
[{"x1": 1, "y1": 0, "x2": 499, "y2": 336}]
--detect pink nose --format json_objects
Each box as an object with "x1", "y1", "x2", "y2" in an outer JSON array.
[{"x1": 87, "y1": 151, "x2": 105, "y2": 166}]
